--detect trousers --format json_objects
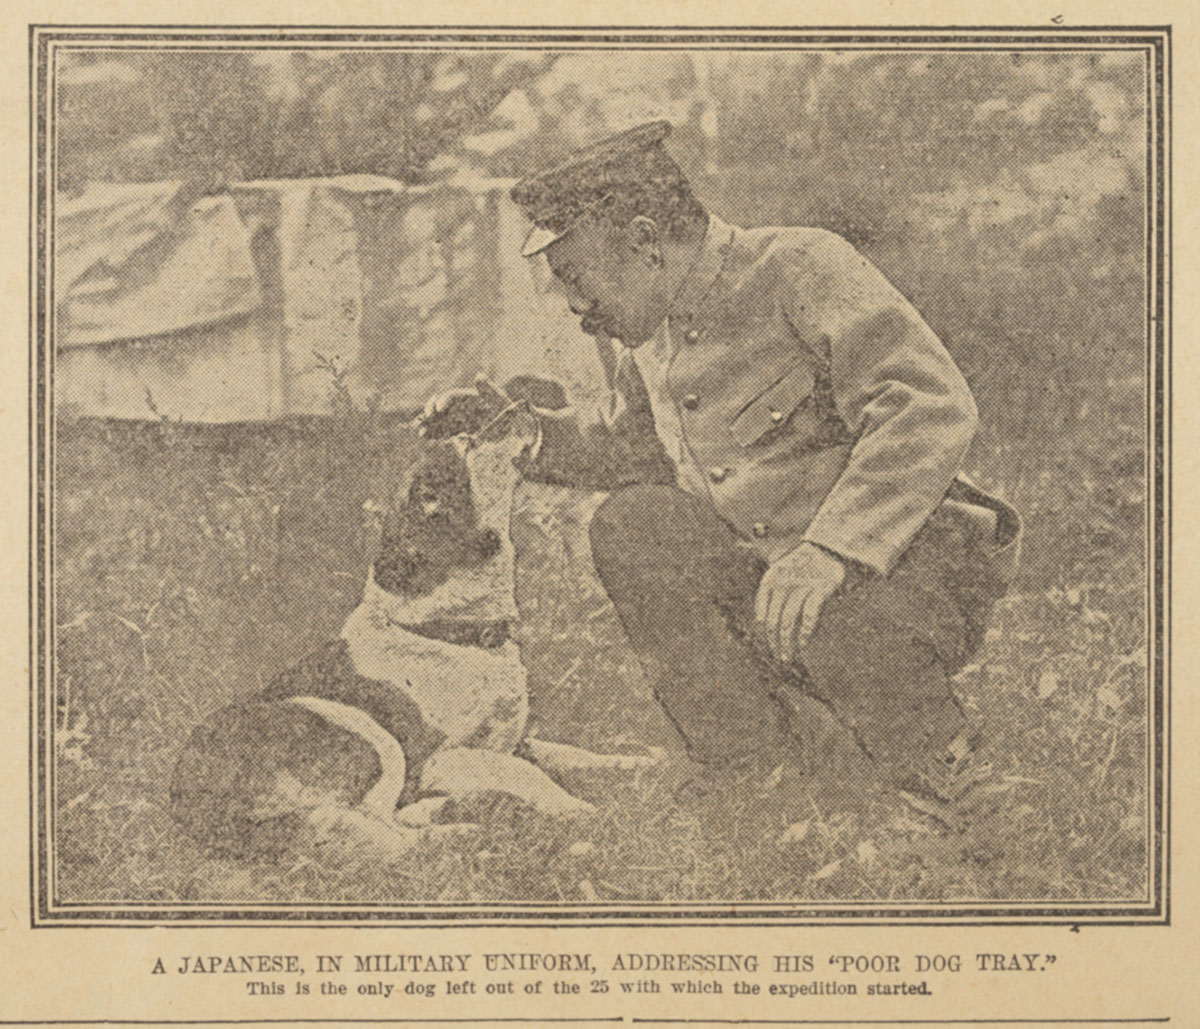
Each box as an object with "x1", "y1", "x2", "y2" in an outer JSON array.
[{"x1": 588, "y1": 485, "x2": 1008, "y2": 779}]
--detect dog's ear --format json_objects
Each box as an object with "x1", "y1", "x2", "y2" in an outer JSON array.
[
  {"x1": 399, "y1": 442, "x2": 474, "y2": 515},
  {"x1": 373, "y1": 544, "x2": 429, "y2": 595},
  {"x1": 501, "y1": 375, "x2": 569, "y2": 411}
]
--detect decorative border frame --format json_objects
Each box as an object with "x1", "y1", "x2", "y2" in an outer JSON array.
[{"x1": 29, "y1": 24, "x2": 1171, "y2": 926}]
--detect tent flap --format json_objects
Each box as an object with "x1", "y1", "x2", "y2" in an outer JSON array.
[{"x1": 58, "y1": 182, "x2": 263, "y2": 349}]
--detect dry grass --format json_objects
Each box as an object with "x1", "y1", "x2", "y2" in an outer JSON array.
[{"x1": 52, "y1": 404, "x2": 1149, "y2": 909}]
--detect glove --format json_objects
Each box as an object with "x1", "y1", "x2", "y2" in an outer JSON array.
[{"x1": 754, "y1": 542, "x2": 846, "y2": 663}]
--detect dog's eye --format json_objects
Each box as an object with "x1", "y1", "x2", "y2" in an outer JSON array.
[
  {"x1": 414, "y1": 486, "x2": 444, "y2": 515},
  {"x1": 475, "y1": 528, "x2": 502, "y2": 558}
]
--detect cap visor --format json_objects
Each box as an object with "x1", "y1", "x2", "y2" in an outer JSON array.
[{"x1": 520, "y1": 224, "x2": 568, "y2": 257}]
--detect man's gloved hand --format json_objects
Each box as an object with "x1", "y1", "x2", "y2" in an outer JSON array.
[
  {"x1": 419, "y1": 376, "x2": 576, "y2": 441},
  {"x1": 754, "y1": 542, "x2": 846, "y2": 664},
  {"x1": 417, "y1": 377, "x2": 512, "y2": 440}
]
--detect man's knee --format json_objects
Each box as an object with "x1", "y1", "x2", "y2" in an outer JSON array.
[
  {"x1": 592, "y1": 483, "x2": 684, "y2": 529},
  {"x1": 590, "y1": 485, "x2": 764, "y2": 623},
  {"x1": 589, "y1": 484, "x2": 696, "y2": 573}
]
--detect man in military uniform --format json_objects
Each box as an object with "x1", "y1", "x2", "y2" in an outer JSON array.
[{"x1": 437, "y1": 121, "x2": 1021, "y2": 824}]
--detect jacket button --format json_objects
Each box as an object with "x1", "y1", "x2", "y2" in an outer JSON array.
[
  {"x1": 684, "y1": 329, "x2": 700, "y2": 344},
  {"x1": 682, "y1": 393, "x2": 700, "y2": 411},
  {"x1": 769, "y1": 409, "x2": 785, "y2": 424},
  {"x1": 752, "y1": 522, "x2": 770, "y2": 539},
  {"x1": 708, "y1": 466, "x2": 730, "y2": 484}
]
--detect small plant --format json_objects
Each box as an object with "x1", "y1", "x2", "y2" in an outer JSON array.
[
  {"x1": 143, "y1": 388, "x2": 183, "y2": 448},
  {"x1": 57, "y1": 676, "x2": 94, "y2": 772},
  {"x1": 312, "y1": 352, "x2": 356, "y2": 420}
]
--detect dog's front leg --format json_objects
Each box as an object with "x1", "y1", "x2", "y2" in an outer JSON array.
[
  {"x1": 420, "y1": 748, "x2": 595, "y2": 819},
  {"x1": 524, "y1": 738, "x2": 666, "y2": 774}
]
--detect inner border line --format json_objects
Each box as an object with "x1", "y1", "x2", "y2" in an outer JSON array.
[{"x1": 28, "y1": 24, "x2": 1171, "y2": 927}]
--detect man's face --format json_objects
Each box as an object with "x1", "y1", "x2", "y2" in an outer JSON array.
[{"x1": 542, "y1": 218, "x2": 667, "y2": 346}]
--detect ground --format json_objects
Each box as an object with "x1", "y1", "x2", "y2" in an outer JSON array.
[{"x1": 52, "y1": 393, "x2": 1149, "y2": 907}]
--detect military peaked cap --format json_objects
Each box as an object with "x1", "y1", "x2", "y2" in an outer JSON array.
[{"x1": 511, "y1": 120, "x2": 697, "y2": 256}]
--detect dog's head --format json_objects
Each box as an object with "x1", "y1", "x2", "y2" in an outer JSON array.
[
  {"x1": 373, "y1": 403, "x2": 540, "y2": 608},
  {"x1": 373, "y1": 440, "x2": 502, "y2": 598}
]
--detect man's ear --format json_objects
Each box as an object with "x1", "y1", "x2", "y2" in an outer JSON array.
[{"x1": 626, "y1": 216, "x2": 663, "y2": 268}]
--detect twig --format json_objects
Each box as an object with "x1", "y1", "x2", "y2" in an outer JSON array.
[
  {"x1": 1094, "y1": 727, "x2": 1120, "y2": 786},
  {"x1": 596, "y1": 879, "x2": 640, "y2": 898},
  {"x1": 108, "y1": 611, "x2": 152, "y2": 670},
  {"x1": 547, "y1": 657, "x2": 583, "y2": 694},
  {"x1": 109, "y1": 612, "x2": 145, "y2": 635}
]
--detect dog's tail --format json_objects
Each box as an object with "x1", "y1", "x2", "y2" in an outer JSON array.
[{"x1": 169, "y1": 701, "x2": 383, "y2": 860}]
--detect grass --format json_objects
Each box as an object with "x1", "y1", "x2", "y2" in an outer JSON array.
[
  {"x1": 50, "y1": 396, "x2": 1150, "y2": 909},
  {"x1": 46, "y1": 46, "x2": 1153, "y2": 910}
]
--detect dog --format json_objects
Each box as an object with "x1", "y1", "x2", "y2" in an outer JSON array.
[{"x1": 170, "y1": 400, "x2": 657, "y2": 861}]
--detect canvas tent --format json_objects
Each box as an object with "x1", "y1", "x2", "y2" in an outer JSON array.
[{"x1": 56, "y1": 175, "x2": 609, "y2": 422}]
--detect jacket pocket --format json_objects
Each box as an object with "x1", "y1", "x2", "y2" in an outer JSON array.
[
  {"x1": 729, "y1": 365, "x2": 816, "y2": 447},
  {"x1": 945, "y1": 477, "x2": 1023, "y2": 588}
]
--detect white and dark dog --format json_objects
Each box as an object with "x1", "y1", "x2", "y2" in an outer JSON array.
[{"x1": 171, "y1": 400, "x2": 655, "y2": 860}]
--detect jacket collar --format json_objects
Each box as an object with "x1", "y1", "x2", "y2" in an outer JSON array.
[{"x1": 667, "y1": 213, "x2": 736, "y2": 325}]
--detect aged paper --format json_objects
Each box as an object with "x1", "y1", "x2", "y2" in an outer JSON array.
[{"x1": 2, "y1": 1, "x2": 1196, "y2": 1026}]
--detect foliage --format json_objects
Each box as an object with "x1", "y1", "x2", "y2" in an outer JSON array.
[{"x1": 56, "y1": 51, "x2": 554, "y2": 192}]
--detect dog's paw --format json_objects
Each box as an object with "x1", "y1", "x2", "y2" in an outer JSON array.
[
  {"x1": 395, "y1": 796, "x2": 452, "y2": 827},
  {"x1": 308, "y1": 804, "x2": 424, "y2": 857},
  {"x1": 421, "y1": 748, "x2": 596, "y2": 820}
]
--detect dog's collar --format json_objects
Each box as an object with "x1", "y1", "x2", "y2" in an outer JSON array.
[
  {"x1": 385, "y1": 618, "x2": 511, "y2": 650},
  {"x1": 361, "y1": 564, "x2": 521, "y2": 625}
]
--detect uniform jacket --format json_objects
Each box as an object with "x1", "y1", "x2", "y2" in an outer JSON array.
[{"x1": 526, "y1": 216, "x2": 1021, "y2": 579}]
